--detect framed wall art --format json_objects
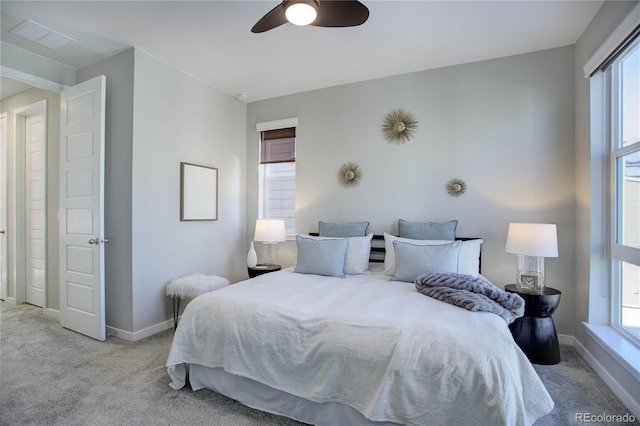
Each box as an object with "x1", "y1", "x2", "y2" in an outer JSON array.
[{"x1": 180, "y1": 162, "x2": 218, "y2": 221}]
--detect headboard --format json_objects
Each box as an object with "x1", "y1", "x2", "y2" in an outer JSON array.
[{"x1": 309, "y1": 233, "x2": 482, "y2": 272}]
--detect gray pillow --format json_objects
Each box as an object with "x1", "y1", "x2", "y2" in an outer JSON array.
[
  {"x1": 392, "y1": 240, "x2": 461, "y2": 282},
  {"x1": 319, "y1": 221, "x2": 369, "y2": 237},
  {"x1": 294, "y1": 235, "x2": 349, "y2": 278},
  {"x1": 398, "y1": 219, "x2": 458, "y2": 240}
]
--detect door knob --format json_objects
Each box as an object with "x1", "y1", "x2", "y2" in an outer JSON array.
[
  {"x1": 89, "y1": 237, "x2": 108, "y2": 245},
  {"x1": 0, "y1": 229, "x2": 4, "y2": 234}
]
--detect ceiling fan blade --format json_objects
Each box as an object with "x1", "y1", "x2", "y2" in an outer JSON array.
[
  {"x1": 310, "y1": 1, "x2": 369, "y2": 28},
  {"x1": 251, "y1": 3, "x2": 288, "y2": 33}
]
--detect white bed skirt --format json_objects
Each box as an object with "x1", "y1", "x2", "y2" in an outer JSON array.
[{"x1": 189, "y1": 364, "x2": 401, "y2": 426}]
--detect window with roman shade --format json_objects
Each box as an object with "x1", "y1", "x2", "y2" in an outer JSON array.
[{"x1": 256, "y1": 118, "x2": 298, "y2": 237}]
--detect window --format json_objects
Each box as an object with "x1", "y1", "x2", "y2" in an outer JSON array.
[
  {"x1": 256, "y1": 119, "x2": 297, "y2": 237},
  {"x1": 609, "y1": 39, "x2": 640, "y2": 343}
]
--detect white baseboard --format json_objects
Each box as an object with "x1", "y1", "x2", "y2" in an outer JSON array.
[
  {"x1": 558, "y1": 333, "x2": 573, "y2": 346},
  {"x1": 568, "y1": 334, "x2": 640, "y2": 418},
  {"x1": 45, "y1": 308, "x2": 59, "y2": 319},
  {"x1": 106, "y1": 318, "x2": 174, "y2": 342},
  {"x1": 2, "y1": 301, "x2": 172, "y2": 343}
]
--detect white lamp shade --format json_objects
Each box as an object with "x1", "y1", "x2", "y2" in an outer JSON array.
[
  {"x1": 505, "y1": 223, "x2": 558, "y2": 257},
  {"x1": 254, "y1": 219, "x2": 286, "y2": 243}
]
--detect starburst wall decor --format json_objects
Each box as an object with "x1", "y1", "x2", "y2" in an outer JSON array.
[
  {"x1": 381, "y1": 108, "x2": 418, "y2": 144},
  {"x1": 338, "y1": 162, "x2": 362, "y2": 188},
  {"x1": 446, "y1": 178, "x2": 467, "y2": 197}
]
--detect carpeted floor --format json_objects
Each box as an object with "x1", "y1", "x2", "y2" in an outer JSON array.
[{"x1": 0, "y1": 302, "x2": 637, "y2": 426}]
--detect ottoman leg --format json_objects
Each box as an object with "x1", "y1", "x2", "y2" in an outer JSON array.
[{"x1": 173, "y1": 297, "x2": 181, "y2": 330}]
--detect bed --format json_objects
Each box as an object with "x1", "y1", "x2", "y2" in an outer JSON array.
[{"x1": 167, "y1": 225, "x2": 554, "y2": 426}]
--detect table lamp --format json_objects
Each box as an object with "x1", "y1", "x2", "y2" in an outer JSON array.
[
  {"x1": 254, "y1": 219, "x2": 286, "y2": 265},
  {"x1": 505, "y1": 223, "x2": 558, "y2": 293}
]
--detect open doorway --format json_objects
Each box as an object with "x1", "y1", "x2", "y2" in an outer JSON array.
[
  {"x1": 1, "y1": 75, "x2": 59, "y2": 313},
  {"x1": 1, "y1": 73, "x2": 106, "y2": 337},
  {"x1": 12, "y1": 100, "x2": 47, "y2": 308}
]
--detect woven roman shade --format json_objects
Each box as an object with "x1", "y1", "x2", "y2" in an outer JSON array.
[{"x1": 260, "y1": 127, "x2": 296, "y2": 164}]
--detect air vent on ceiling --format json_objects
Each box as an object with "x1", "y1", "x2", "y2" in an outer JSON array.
[{"x1": 10, "y1": 19, "x2": 75, "y2": 50}]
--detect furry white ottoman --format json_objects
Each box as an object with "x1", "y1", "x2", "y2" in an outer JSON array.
[{"x1": 166, "y1": 274, "x2": 230, "y2": 329}]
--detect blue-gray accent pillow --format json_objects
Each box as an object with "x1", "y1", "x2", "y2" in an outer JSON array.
[
  {"x1": 392, "y1": 240, "x2": 462, "y2": 282},
  {"x1": 398, "y1": 219, "x2": 458, "y2": 240},
  {"x1": 319, "y1": 221, "x2": 369, "y2": 237},
  {"x1": 294, "y1": 235, "x2": 349, "y2": 278}
]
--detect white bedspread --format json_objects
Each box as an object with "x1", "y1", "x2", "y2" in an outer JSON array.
[{"x1": 167, "y1": 269, "x2": 553, "y2": 426}]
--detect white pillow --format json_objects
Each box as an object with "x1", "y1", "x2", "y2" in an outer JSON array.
[
  {"x1": 383, "y1": 233, "x2": 482, "y2": 277},
  {"x1": 299, "y1": 233, "x2": 373, "y2": 274}
]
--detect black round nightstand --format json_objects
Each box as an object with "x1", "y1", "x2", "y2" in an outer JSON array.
[
  {"x1": 505, "y1": 284, "x2": 562, "y2": 365},
  {"x1": 248, "y1": 263, "x2": 281, "y2": 278}
]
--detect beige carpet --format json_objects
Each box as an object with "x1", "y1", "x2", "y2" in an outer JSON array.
[{"x1": 1, "y1": 302, "x2": 636, "y2": 426}]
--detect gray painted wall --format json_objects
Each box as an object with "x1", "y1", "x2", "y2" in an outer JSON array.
[
  {"x1": 130, "y1": 49, "x2": 247, "y2": 332},
  {"x1": 247, "y1": 46, "x2": 577, "y2": 336},
  {"x1": 78, "y1": 48, "x2": 248, "y2": 334}
]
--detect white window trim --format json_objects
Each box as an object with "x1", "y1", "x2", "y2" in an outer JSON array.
[
  {"x1": 586, "y1": 74, "x2": 640, "y2": 354},
  {"x1": 610, "y1": 142, "x2": 640, "y2": 344},
  {"x1": 583, "y1": 5, "x2": 640, "y2": 383},
  {"x1": 581, "y1": 8, "x2": 640, "y2": 415},
  {"x1": 584, "y1": 322, "x2": 640, "y2": 381},
  {"x1": 608, "y1": 36, "x2": 640, "y2": 346},
  {"x1": 256, "y1": 118, "x2": 298, "y2": 132}
]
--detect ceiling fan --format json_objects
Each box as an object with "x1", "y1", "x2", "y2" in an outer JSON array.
[{"x1": 251, "y1": 0, "x2": 369, "y2": 33}]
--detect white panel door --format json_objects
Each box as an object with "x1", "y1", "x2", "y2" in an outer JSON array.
[
  {"x1": 0, "y1": 114, "x2": 6, "y2": 301},
  {"x1": 26, "y1": 113, "x2": 46, "y2": 307},
  {"x1": 59, "y1": 76, "x2": 106, "y2": 341}
]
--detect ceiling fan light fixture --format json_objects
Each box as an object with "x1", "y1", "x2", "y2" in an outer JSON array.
[{"x1": 284, "y1": 1, "x2": 318, "y2": 26}]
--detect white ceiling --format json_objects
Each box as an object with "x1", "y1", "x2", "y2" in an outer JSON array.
[{"x1": 1, "y1": 1, "x2": 602, "y2": 102}]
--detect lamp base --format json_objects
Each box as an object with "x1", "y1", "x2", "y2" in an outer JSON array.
[
  {"x1": 515, "y1": 255, "x2": 546, "y2": 294},
  {"x1": 261, "y1": 242, "x2": 276, "y2": 265}
]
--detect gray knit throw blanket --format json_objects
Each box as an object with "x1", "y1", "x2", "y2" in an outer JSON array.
[{"x1": 415, "y1": 272, "x2": 525, "y2": 324}]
